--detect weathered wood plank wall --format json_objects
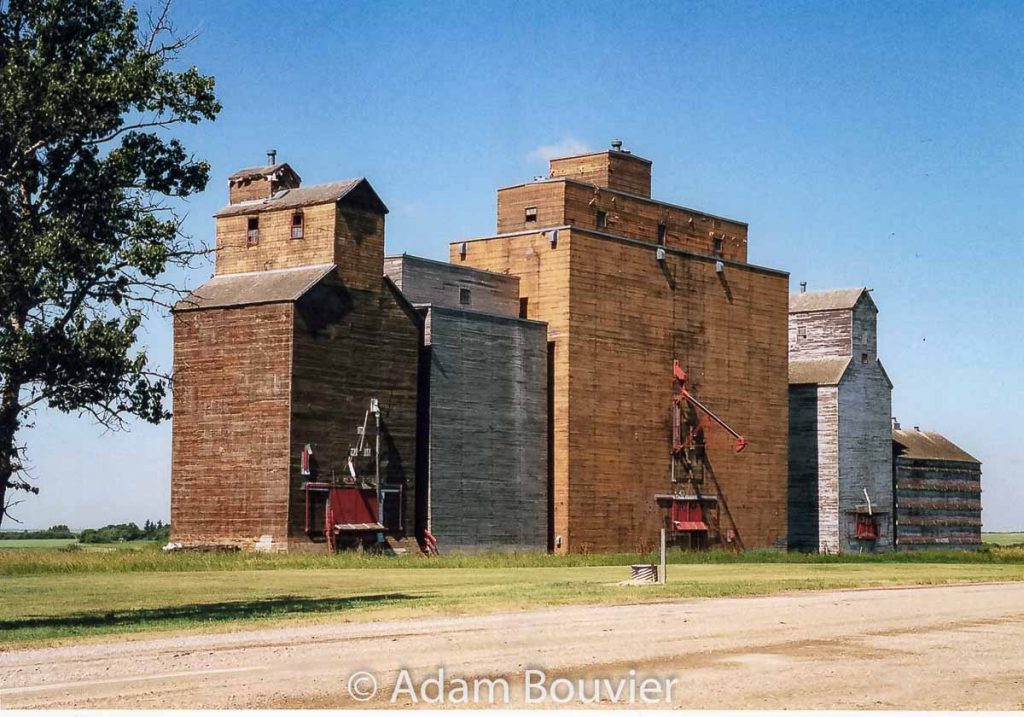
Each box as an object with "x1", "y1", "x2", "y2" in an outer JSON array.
[
  {"x1": 171, "y1": 303, "x2": 294, "y2": 549},
  {"x1": 563, "y1": 229, "x2": 789, "y2": 552},
  {"x1": 454, "y1": 227, "x2": 789, "y2": 553},
  {"x1": 450, "y1": 230, "x2": 574, "y2": 548},
  {"x1": 216, "y1": 201, "x2": 384, "y2": 292},
  {"x1": 289, "y1": 277, "x2": 420, "y2": 545},
  {"x1": 787, "y1": 384, "x2": 820, "y2": 550},
  {"x1": 384, "y1": 255, "x2": 520, "y2": 316},
  {"x1": 497, "y1": 182, "x2": 747, "y2": 262},
  {"x1": 216, "y1": 202, "x2": 337, "y2": 275},
  {"x1": 422, "y1": 306, "x2": 548, "y2": 551},
  {"x1": 895, "y1": 457, "x2": 982, "y2": 549},
  {"x1": 837, "y1": 362, "x2": 894, "y2": 551},
  {"x1": 816, "y1": 386, "x2": 841, "y2": 552},
  {"x1": 549, "y1": 151, "x2": 652, "y2": 197},
  {"x1": 788, "y1": 310, "x2": 852, "y2": 360}
]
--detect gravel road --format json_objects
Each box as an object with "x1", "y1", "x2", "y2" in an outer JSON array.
[{"x1": 3, "y1": 582, "x2": 1023, "y2": 709}]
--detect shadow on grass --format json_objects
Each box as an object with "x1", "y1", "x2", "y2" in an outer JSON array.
[{"x1": 0, "y1": 593, "x2": 421, "y2": 632}]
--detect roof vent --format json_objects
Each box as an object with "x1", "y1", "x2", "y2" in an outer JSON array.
[
  {"x1": 892, "y1": 417, "x2": 900, "y2": 430},
  {"x1": 800, "y1": 281, "x2": 807, "y2": 293},
  {"x1": 914, "y1": 426, "x2": 921, "y2": 432},
  {"x1": 267, "y1": 148, "x2": 277, "y2": 165},
  {"x1": 611, "y1": 139, "x2": 623, "y2": 152}
]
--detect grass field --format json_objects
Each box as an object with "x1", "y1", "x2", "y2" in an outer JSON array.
[
  {"x1": 3, "y1": 544, "x2": 1024, "y2": 646},
  {"x1": 0, "y1": 538, "x2": 77, "y2": 549},
  {"x1": 983, "y1": 532, "x2": 1024, "y2": 547}
]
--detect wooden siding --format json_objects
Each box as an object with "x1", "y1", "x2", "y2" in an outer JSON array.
[
  {"x1": 215, "y1": 202, "x2": 384, "y2": 292},
  {"x1": 497, "y1": 182, "x2": 748, "y2": 262},
  {"x1": 562, "y1": 183, "x2": 747, "y2": 261},
  {"x1": 837, "y1": 361, "x2": 894, "y2": 551},
  {"x1": 815, "y1": 386, "x2": 841, "y2": 552},
  {"x1": 787, "y1": 384, "x2": 820, "y2": 551},
  {"x1": 894, "y1": 455, "x2": 982, "y2": 550},
  {"x1": 289, "y1": 277, "x2": 420, "y2": 545},
  {"x1": 171, "y1": 303, "x2": 294, "y2": 549},
  {"x1": 549, "y1": 151, "x2": 652, "y2": 198},
  {"x1": 852, "y1": 297, "x2": 878, "y2": 361},
  {"x1": 384, "y1": 255, "x2": 520, "y2": 317},
  {"x1": 422, "y1": 306, "x2": 548, "y2": 551},
  {"x1": 497, "y1": 182, "x2": 568, "y2": 236},
  {"x1": 228, "y1": 176, "x2": 273, "y2": 204},
  {"x1": 334, "y1": 204, "x2": 386, "y2": 293},
  {"x1": 453, "y1": 228, "x2": 788, "y2": 553},
  {"x1": 789, "y1": 308, "x2": 852, "y2": 360},
  {"x1": 451, "y1": 230, "x2": 573, "y2": 548},
  {"x1": 216, "y1": 203, "x2": 337, "y2": 275}
]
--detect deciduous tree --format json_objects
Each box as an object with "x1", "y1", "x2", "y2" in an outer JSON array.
[{"x1": 0, "y1": 0, "x2": 219, "y2": 525}]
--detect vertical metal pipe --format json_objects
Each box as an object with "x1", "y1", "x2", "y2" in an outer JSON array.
[{"x1": 659, "y1": 528, "x2": 667, "y2": 584}]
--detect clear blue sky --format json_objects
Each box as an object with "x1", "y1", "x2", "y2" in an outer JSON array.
[{"x1": 12, "y1": 0, "x2": 1023, "y2": 531}]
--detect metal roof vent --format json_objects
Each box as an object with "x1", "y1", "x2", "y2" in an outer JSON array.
[
  {"x1": 800, "y1": 281, "x2": 807, "y2": 293},
  {"x1": 267, "y1": 148, "x2": 277, "y2": 165},
  {"x1": 611, "y1": 139, "x2": 623, "y2": 152}
]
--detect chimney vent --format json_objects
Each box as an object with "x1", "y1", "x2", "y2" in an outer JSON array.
[
  {"x1": 267, "y1": 148, "x2": 277, "y2": 165},
  {"x1": 611, "y1": 139, "x2": 623, "y2": 152},
  {"x1": 914, "y1": 426, "x2": 921, "y2": 432},
  {"x1": 892, "y1": 417, "x2": 900, "y2": 430},
  {"x1": 800, "y1": 281, "x2": 807, "y2": 293}
]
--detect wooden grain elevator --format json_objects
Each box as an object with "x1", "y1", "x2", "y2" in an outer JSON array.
[
  {"x1": 171, "y1": 160, "x2": 420, "y2": 551},
  {"x1": 452, "y1": 143, "x2": 790, "y2": 553}
]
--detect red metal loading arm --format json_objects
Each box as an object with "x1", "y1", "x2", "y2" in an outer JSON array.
[{"x1": 673, "y1": 359, "x2": 747, "y2": 453}]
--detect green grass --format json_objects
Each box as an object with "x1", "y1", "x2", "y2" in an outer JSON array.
[
  {"x1": 0, "y1": 538, "x2": 77, "y2": 549},
  {"x1": 2, "y1": 545, "x2": 1024, "y2": 646},
  {"x1": 4, "y1": 542, "x2": 1024, "y2": 577},
  {"x1": 983, "y1": 532, "x2": 1024, "y2": 547}
]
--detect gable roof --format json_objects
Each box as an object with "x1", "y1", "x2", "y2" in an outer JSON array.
[
  {"x1": 214, "y1": 178, "x2": 388, "y2": 218},
  {"x1": 172, "y1": 264, "x2": 335, "y2": 312},
  {"x1": 893, "y1": 428, "x2": 980, "y2": 464},
  {"x1": 790, "y1": 288, "x2": 871, "y2": 313},
  {"x1": 789, "y1": 357, "x2": 851, "y2": 386}
]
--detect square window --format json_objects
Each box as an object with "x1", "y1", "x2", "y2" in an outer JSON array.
[
  {"x1": 798, "y1": 327, "x2": 807, "y2": 340},
  {"x1": 525, "y1": 206, "x2": 538, "y2": 223},
  {"x1": 291, "y1": 212, "x2": 304, "y2": 239},
  {"x1": 459, "y1": 288, "x2": 471, "y2": 306},
  {"x1": 246, "y1": 217, "x2": 259, "y2": 246},
  {"x1": 596, "y1": 210, "x2": 607, "y2": 230}
]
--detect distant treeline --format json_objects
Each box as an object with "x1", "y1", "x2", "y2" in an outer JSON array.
[
  {"x1": 79, "y1": 521, "x2": 170, "y2": 543},
  {"x1": 0, "y1": 524, "x2": 76, "y2": 540},
  {"x1": 0, "y1": 521, "x2": 170, "y2": 543}
]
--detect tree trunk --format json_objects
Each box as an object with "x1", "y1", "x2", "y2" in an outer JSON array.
[{"x1": 0, "y1": 378, "x2": 23, "y2": 531}]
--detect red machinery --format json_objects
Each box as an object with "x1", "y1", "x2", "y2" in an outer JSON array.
[
  {"x1": 672, "y1": 359, "x2": 746, "y2": 455},
  {"x1": 302, "y1": 398, "x2": 405, "y2": 551},
  {"x1": 662, "y1": 359, "x2": 748, "y2": 550}
]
